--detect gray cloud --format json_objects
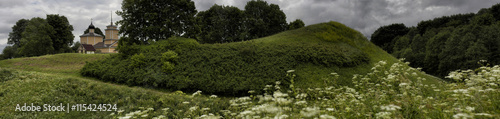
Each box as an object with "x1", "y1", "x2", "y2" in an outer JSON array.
[{"x1": 1, "y1": 0, "x2": 499, "y2": 53}]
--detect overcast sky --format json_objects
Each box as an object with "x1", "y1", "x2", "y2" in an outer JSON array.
[{"x1": 1, "y1": 0, "x2": 499, "y2": 53}]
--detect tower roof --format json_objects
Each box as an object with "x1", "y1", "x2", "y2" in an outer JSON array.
[{"x1": 88, "y1": 19, "x2": 95, "y2": 29}]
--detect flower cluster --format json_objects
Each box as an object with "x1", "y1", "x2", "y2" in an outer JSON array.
[{"x1": 112, "y1": 60, "x2": 499, "y2": 118}]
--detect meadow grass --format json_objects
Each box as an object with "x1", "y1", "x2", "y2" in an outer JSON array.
[
  {"x1": 0, "y1": 21, "x2": 453, "y2": 118},
  {"x1": 0, "y1": 53, "x2": 109, "y2": 76}
]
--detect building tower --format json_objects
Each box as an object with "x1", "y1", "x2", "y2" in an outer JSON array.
[
  {"x1": 103, "y1": 11, "x2": 119, "y2": 53},
  {"x1": 79, "y1": 19, "x2": 104, "y2": 45}
]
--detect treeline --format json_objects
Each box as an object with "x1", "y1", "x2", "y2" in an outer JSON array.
[
  {"x1": 117, "y1": 0, "x2": 305, "y2": 46},
  {"x1": 371, "y1": 3, "x2": 500, "y2": 78},
  {"x1": 1, "y1": 15, "x2": 75, "y2": 59}
]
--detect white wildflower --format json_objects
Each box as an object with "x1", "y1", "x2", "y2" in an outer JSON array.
[
  {"x1": 287, "y1": 70, "x2": 295, "y2": 73},
  {"x1": 475, "y1": 113, "x2": 493, "y2": 117},
  {"x1": 294, "y1": 100, "x2": 307, "y2": 105},
  {"x1": 380, "y1": 104, "x2": 401, "y2": 111},
  {"x1": 189, "y1": 106, "x2": 197, "y2": 111},
  {"x1": 320, "y1": 114, "x2": 336, "y2": 119},
  {"x1": 277, "y1": 114, "x2": 289, "y2": 119},
  {"x1": 375, "y1": 112, "x2": 392, "y2": 119},
  {"x1": 465, "y1": 106, "x2": 475, "y2": 112},
  {"x1": 453, "y1": 113, "x2": 472, "y2": 119},
  {"x1": 300, "y1": 107, "x2": 320, "y2": 117},
  {"x1": 192, "y1": 90, "x2": 202, "y2": 97}
]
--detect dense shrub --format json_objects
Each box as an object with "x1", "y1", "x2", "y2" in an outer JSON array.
[{"x1": 82, "y1": 33, "x2": 369, "y2": 96}]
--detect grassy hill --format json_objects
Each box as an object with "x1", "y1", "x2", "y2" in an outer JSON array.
[
  {"x1": 3, "y1": 21, "x2": 499, "y2": 118},
  {"x1": 0, "y1": 54, "x2": 230, "y2": 118},
  {"x1": 81, "y1": 21, "x2": 443, "y2": 96}
]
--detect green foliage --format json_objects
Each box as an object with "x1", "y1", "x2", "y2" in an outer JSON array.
[
  {"x1": 130, "y1": 53, "x2": 146, "y2": 68},
  {"x1": 117, "y1": 0, "x2": 198, "y2": 42},
  {"x1": 0, "y1": 68, "x2": 15, "y2": 82},
  {"x1": 46, "y1": 14, "x2": 74, "y2": 53},
  {"x1": 7, "y1": 19, "x2": 29, "y2": 47},
  {"x1": 472, "y1": 13, "x2": 495, "y2": 25},
  {"x1": 245, "y1": 0, "x2": 288, "y2": 39},
  {"x1": 18, "y1": 17, "x2": 55, "y2": 57},
  {"x1": 116, "y1": 61, "x2": 500, "y2": 118},
  {"x1": 370, "y1": 23, "x2": 409, "y2": 53},
  {"x1": 377, "y1": 4, "x2": 500, "y2": 79},
  {"x1": 161, "y1": 50, "x2": 178, "y2": 73},
  {"x1": 5, "y1": 15, "x2": 74, "y2": 58},
  {"x1": 71, "y1": 41, "x2": 80, "y2": 53},
  {"x1": 197, "y1": 4, "x2": 247, "y2": 43},
  {"x1": 161, "y1": 50, "x2": 178, "y2": 62},
  {"x1": 289, "y1": 19, "x2": 305, "y2": 30},
  {"x1": 1, "y1": 46, "x2": 18, "y2": 59},
  {"x1": 81, "y1": 23, "x2": 371, "y2": 96}
]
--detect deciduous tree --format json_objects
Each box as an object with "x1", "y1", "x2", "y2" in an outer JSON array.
[
  {"x1": 18, "y1": 17, "x2": 55, "y2": 57},
  {"x1": 288, "y1": 19, "x2": 305, "y2": 30},
  {"x1": 7, "y1": 19, "x2": 29, "y2": 47},
  {"x1": 117, "y1": 0, "x2": 197, "y2": 43},
  {"x1": 197, "y1": 5, "x2": 246, "y2": 43},
  {"x1": 244, "y1": 0, "x2": 287, "y2": 39},
  {"x1": 46, "y1": 14, "x2": 74, "y2": 53}
]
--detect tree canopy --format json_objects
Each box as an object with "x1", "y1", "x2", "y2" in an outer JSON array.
[
  {"x1": 370, "y1": 23, "x2": 409, "y2": 53},
  {"x1": 4, "y1": 14, "x2": 74, "y2": 59},
  {"x1": 117, "y1": 0, "x2": 198, "y2": 44},
  {"x1": 196, "y1": 5, "x2": 247, "y2": 43},
  {"x1": 372, "y1": 3, "x2": 500, "y2": 79},
  {"x1": 289, "y1": 19, "x2": 305, "y2": 30},
  {"x1": 8, "y1": 19, "x2": 29, "y2": 47},
  {"x1": 18, "y1": 17, "x2": 55, "y2": 57},
  {"x1": 46, "y1": 14, "x2": 74, "y2": 53},
  {"x1": 244, "y1": 0, "x2": 288, "y2": 39}
]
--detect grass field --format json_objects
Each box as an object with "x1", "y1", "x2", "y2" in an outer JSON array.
[
  {"x1": 0, "y1": 54, "x2": 231, "y2": 118},
  {"x1": 1, "y1": 22, "x2": 498, "y2": 118}
]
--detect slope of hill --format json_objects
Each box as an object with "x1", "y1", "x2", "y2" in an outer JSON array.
[
  {"x1": 81, "y1": 21, "x2": 443, "y2": 96},
  {"x1": 0, "y1": 54, "x2": 230, "y2": 118}
]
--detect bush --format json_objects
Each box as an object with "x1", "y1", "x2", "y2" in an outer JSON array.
[{"x1": 81, "y1": 31, "x2": 369, "y2": 96}]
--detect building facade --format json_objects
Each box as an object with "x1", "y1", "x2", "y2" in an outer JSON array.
[{"x1": 78, "y1": 19, "x2": 119, "y2": 54}]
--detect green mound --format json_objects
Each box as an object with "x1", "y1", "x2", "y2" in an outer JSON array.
[
  {"x1": 0, "y1": 53, "x2": 109, "y2": 76},
  {"x1": 81, "y1": 21, "x2": 440, "y2": 96}
]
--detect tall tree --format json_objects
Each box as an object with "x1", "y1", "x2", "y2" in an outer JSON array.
[
  {"x1": 18, "y1": 17, "x2": 55, "y2": 57},
  {"x1": 71, "y1": 41, "x2": 81, "y2": 53},
  {"x1": 197, "y1": 4, "x2": 246, "y2": 43},
  {"x1": 46, "y1": 14, "x2": 74, "y2": 53},
  {"x1": 408, "y1": 34, "x2": 426, "y2": 67},
  {"x1": 288, "y1": 19, "x2": 305, "y2": 30},
  {"x1": 370, "y1": 23, "x2": 409, "y2": 53},
  {"x1": 490, "y1": 3, "x2": 500, "y2": 21},
  {"x1": 244, "y1": 0, "x2": 287, "y2": 39},
  {"x1": 424, "y1": 30, "x2": 450, "y2": 75},
  {"x1": 117, "y1": 0, "x2": 198, "y2": 44},
  {"x1": 7, "y1": 19, "x2": 29, "y2": 47},
  {"x1": 2, "y1": 46, "x2": 18, "y2": 59}
]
